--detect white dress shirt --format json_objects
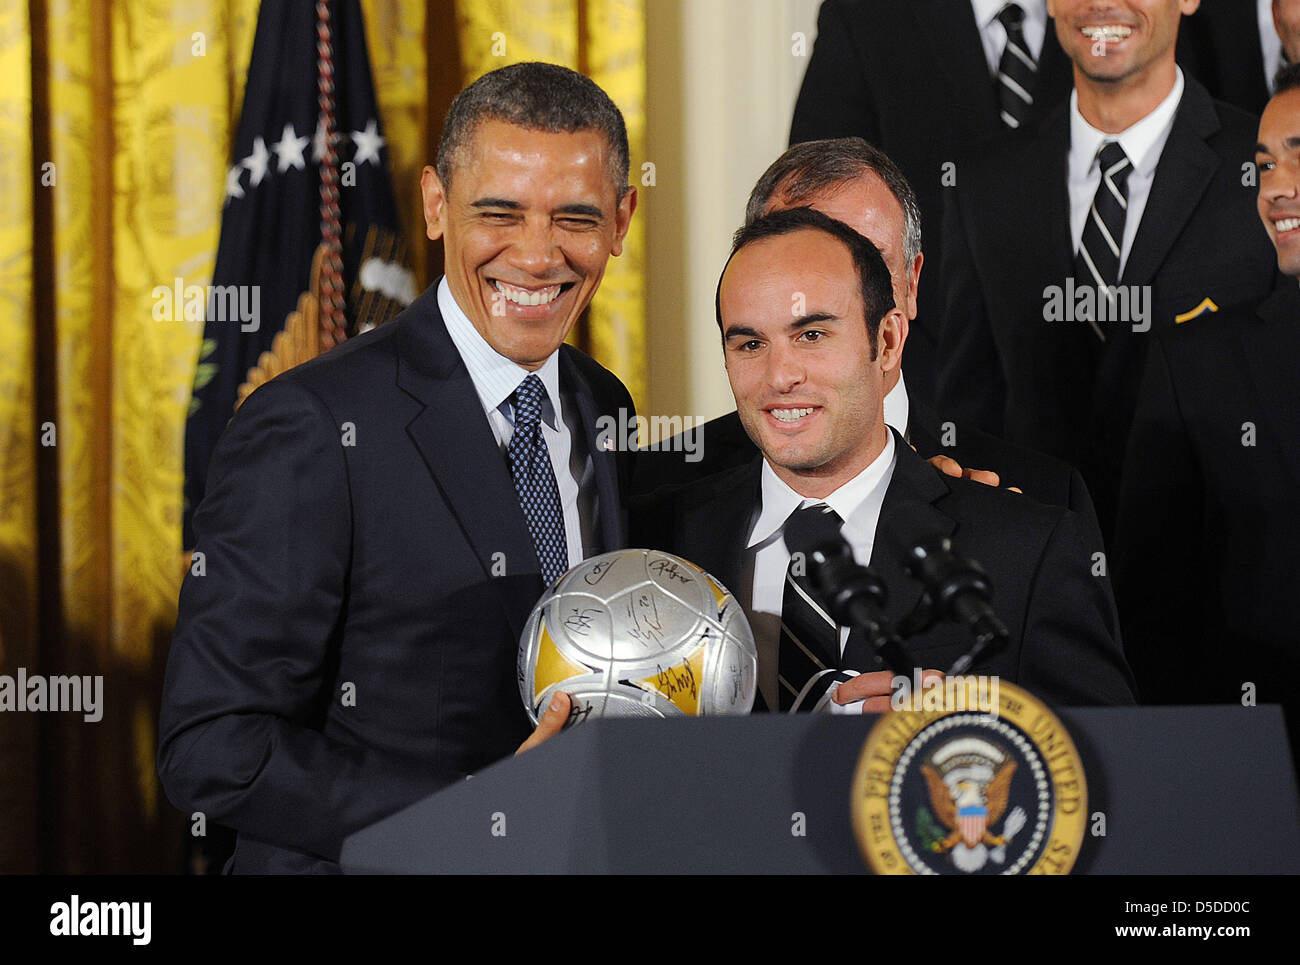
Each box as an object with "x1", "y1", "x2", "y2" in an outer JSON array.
[
  {"x1": 742, "y1": 429, "x2": 897, "y2": 712},
  {"x1": 971, "y1": 0, "x2": 1048, "y2": 76},
  {"x1": 438, "y1": 277, "x2": 595, "y2": 569},
  {"x1": 1261, "y1": 0, "x2": 1285, "y2": 94},
  {"x1": 885, "y1": 371, "x2": 910, "y2": 438},
  {"x1": 1067, "y1": 67, "x2": 1185, "y2": 279}
]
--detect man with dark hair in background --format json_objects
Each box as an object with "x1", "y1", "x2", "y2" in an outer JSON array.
[
  {"x1": 636, "y1": 137, "x2": 1105, "y2": 562},
  {"x1": 1115, "y1": 63, "x2": 1300, "y2": 767},
  {"x1": 158, "y1": 62, "x2": 637, "y2": 873}
]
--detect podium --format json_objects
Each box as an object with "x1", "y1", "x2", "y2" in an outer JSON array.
[{"x1": 340, "y1": 705, "x2": 1300, "y2": 873}]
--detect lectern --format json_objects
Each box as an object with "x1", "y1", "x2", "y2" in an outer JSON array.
[{"x1": 341, "y1": 705, "x2": 1299, "y2": 873}]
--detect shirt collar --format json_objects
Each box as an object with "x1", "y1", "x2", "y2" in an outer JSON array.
[
  {"x1": 884, "y1": 371, "x2": 909, "y2": 436},
  {"x1": 748, "y1": 430, "x2": 897, "y2": 549},
  {"x1": 437, "y1": 276, "x2": 562, "y2": 428},
  {"x1": 1069, "y1": 67, "x2": 1185, "y2": 180},
  {"x1": 970, "y1": 0, "x2": 1047, "y2": 33}
]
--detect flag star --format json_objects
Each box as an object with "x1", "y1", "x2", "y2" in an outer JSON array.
[
  {"x1": 224, "y1": 164, "x2": 246, "y2": 202},
  {"x1": 350, "y1": 119, "x2": 385, "y2": 165},
  {"x1": 271, "y1": 123, "x2": 309, "y2": 173},
  {"x1": 242, "y1": 135, "x2": 270, "y2": 187}
]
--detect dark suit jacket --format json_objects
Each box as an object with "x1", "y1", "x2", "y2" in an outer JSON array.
[
  {"x1": 632, "y1": 429, "x2": 1136, "y2": 708},
  {"x1": 937, "y1": 75, "x2": 1279, "y2": 541},
  {"x1": 789, "y1": 0, "x2": 1076, "y2": 408},
  {"x1": 1115, "y1": 282, "x2": 1300, "y2": 741},
  {"x1": 1177, "y1": 0, "x2": 1271, "y2": 116},
  {"x1": 632, "y1": 399, "x2": 1103, "y2": 555},
  {"x1": 157, "y1": 285, "x2": 635, "y2": 873}
]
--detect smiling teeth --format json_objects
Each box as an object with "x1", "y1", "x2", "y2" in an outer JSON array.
[
  {"x1": 771, "y1": 407, "x2": 814, "y2": 422},
  {"x1": 494, "y1": 281, "x2": 562, "y2": 306},
  {"x1": 1277, "y1": 218, "x2": 1300, "y2": 232},
  {"x1": 1081, "y1": 25, "x2": 1132, "y2": 41}
]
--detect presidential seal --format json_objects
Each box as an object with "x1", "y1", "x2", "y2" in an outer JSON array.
[{"x1": 850, "y1": 680, "x2": 1086, "y2": 875}]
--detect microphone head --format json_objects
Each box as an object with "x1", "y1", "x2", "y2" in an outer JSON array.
[{"x1": 782, "y1": 503, "x2": 847, "y2": 560}]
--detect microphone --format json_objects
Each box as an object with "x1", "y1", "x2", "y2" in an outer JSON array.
[
  {"x1": 904, "y1": 539, "x2": 1009, "y2": 675},
  {"x1": 783, "y1": 504, "x2": 914, "y2": 676}
]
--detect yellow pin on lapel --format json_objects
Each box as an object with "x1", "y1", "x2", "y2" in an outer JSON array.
[{"x1": 1175, "y1": 297, "x2": 1219, "y2": 324}]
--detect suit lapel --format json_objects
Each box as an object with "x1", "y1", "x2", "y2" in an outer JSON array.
[
  {"x1": 843, "y1": 431, "x2": 958, "y2": 669},
  {"x1": 395, "y1": 290, "x2": 540, "y2": 637},
  {"x1": 559, "y1": 347, "x2": 626, "y2": 552},
  {"x1": 675, "y1": 459, "x2": 761, "y2": 598},
  {"x1": 1094, "y1": 80, "x2": 1222, "y2": 468},
  {"x1": 1120, "y1": 78, "x2": 1221, "y2": 291},
  {"x1": 1237, "y1": 282, "x2": 1300, "y2": 486}
]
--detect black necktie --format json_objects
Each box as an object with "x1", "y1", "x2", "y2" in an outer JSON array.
[
  {"x1": 1074, "y1": 141, "x2": 1132, "y2": 342},
  {"x1": 507, "y1": 374, "x2": 569, "y2": 584},
  {"x1": 778, "y1": 504, "x2": 842, "y2": 711},
  {"x1": 996, "y1": 3, "x2": 1038, "y2": 129}
]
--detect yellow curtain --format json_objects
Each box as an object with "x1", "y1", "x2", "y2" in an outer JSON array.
[
  {"x1": 0, "y1": 0, "x2": 38, "y2": 875},
  {"x1": 456, "y1": 0, "x2": 647, "y2": 407},
  {"x1": 1, "y1": 0, "x2": 429, "y2": 873}
]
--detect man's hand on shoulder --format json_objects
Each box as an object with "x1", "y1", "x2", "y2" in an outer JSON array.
[
  {"x1": 516, "y1": 691, "x2": 572, "y2": 754},
  {"x1": 923, "y1": 451, "x2": 1022, "y2": 493}
]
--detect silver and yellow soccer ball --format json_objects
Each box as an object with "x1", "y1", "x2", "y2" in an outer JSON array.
[{"x1": 518, "y1": 548, "x2": 757, "y2": 724}]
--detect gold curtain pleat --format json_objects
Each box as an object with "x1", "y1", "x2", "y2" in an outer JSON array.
[
  {"x1": 4, "y1": 0, "x2": 429, "y2": 872},
  {"x1": 455, "y1": 0, "x2": 647, "y2": 407},
  {"x1": 0, "y1": 0, "x2": 39, "y2": 874}
]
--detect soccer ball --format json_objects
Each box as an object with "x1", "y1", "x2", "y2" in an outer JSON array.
[{"x1": 518, "y1": 548, "x2": 757, "y2": 724}]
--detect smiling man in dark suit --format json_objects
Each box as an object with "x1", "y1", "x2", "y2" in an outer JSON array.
[
  {"x1": 634, "y1": 137, "x2": 1105, "y2": 553},
  {"x1": 158, "y1": 63, "x2": 637, "y2": 873},
  {"x1": 1115, "y1": 64, "x2": 1300, "y2": 765},
  {"x1": 790, "y1": 1, "x2": 1076, "y2": 407},
  {"x1": 938, "y1": 0, "x2": 1279, "y2": 542},
  {"x1": 635, "y1": 207, "x2": 1134, "y2": 714}
]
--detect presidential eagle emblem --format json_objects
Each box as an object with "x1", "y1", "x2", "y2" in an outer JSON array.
[
  {"x1": 920, "y1": 737, "x2": 1027, "y2": 872},
  {"x1": 850, "y1": 681, "x2": 1087, "y2": 875}
]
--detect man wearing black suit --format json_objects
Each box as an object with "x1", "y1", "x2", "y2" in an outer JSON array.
[
  {"x1": 938, "y1": 0, "x2": 1279, "y2": 541},
  {"x1": 158, "y1": 64, "x2": 637, "y2": 873},
  {"x1": 635, "y1": 207, "x2": 1135, "y2": 714},
  {"x1": 790, "y1": 1, "x2": 1076, "y2": 407},
  {"x1": 1115, "y1": 67, "x2": 1300, "y2": 761},
  {"x1": 634, "y1": 138, "x2": 1104, "y2": 552},
  {"x1": 1177, "y1": 0, "x2": 1281, "y2": 115}
]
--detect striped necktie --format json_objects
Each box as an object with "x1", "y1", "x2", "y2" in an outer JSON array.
[
  {"x1": 507, "y1": 373, "x2": 570, "y2": 584},
  {"x1": 996, "y1": 3, "x2": 1037, "y2": 129},
  {"x1": 1074, "y1": 141, "x2": 1132, "y2": 342},
  {"x1": 778, "y1": 503, "x2": 842, "y2": 711}
]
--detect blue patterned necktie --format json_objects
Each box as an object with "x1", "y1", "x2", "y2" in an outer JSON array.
[{"x1": 507, "y1": 373, "x2": 569, "y2": 584}]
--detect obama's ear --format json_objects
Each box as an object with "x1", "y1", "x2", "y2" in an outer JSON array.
[{"x1": 420, "y1": 166, "x2": 448, "y2": 242}]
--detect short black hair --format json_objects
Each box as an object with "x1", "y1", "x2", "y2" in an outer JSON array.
[
  {"x1": 435, "y1": 62, "x2": 630, "y2": 198},
  {"x1": 744, "y1": 137, "x2": 922, "y2": 269},
  {"x1": 1276, "y1": 62, "x2": 1300, "y2": 96},
  {"x1": 715, "y1": 207, "x2": 896, "y2": 358}
]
